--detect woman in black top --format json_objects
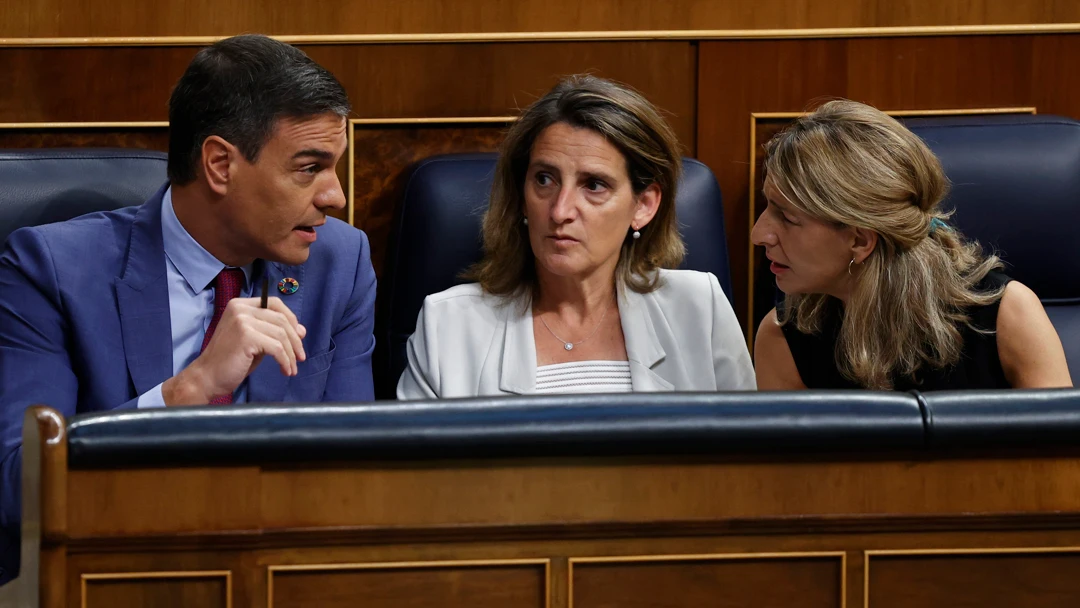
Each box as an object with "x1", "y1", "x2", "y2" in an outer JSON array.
[{"x1": 752, "y1": 100, "x2": 1071, "y2": 390}]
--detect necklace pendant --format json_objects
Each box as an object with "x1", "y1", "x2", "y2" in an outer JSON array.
[{"x1": 564, "y1": 343, "x2": 574, "y2": 351}]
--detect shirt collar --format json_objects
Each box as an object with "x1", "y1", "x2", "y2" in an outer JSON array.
[{"x1": 161, "y1": 186, "x2": 254, "y2": 293}]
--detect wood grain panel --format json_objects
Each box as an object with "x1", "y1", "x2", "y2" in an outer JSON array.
[
  {"x1": 303, "y1": 42, "x2": 696, "y2": 150},
  {"x1": 0, "y1": 43, "x2": 694, "y2": 146},
  {"x1": 0, "y1": 127, "x2": 169, "y2": 151},
  {"x1": 0, "y1": 47, "x2": 198, "y2": 122},
  {"x1": 696, "y1": 33, "x2": 1080, "y2": 335},
  {"x1": 67, "y1": 468, "x2": 261, "y2": 538},
  {"x1": 351, "y1": 121, "x2": 508, "y2": 276},
  {"x1": 67, "y1": 554, "x2": 259, "y2": 608},
  {"x1": 250, "y1": 456, "x2": 1080, "y2": 531},
  {"x1": 867, "y1": 550, "x2": 1080, "y2": 608},
  {"x1": 269, "y1": 562, "x2": 546, "y2": 608},
  {"x1": 82, "y1": 572, "x2": 229, "y2": 608},
  {"x1": 571, "y1": 554, "x2": 843, "y2": 608},
  {"x1": 4, "y1": 0, "x2": 1080, "y2": 38}
]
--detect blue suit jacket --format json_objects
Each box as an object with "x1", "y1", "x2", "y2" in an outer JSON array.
[{"x1": 0, "y1": 186, "x2": 377, "y2": 583}]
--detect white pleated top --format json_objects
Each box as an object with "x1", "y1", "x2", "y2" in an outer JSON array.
[{"x1": 534, "y1": 360, "x2": 633, "y2": 394}]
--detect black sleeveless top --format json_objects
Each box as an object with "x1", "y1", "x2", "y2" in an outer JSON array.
[{"x1": 781, "y1": 272, "x2": 1012, "y2": 390}]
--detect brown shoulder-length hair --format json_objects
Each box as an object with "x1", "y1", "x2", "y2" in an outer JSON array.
[
  {"x1": 466, "y1": 74, "x2": 685, "y2": 297},
  {"x1": 765, "y1": 99, "x2": 1004, "y2": 389}
]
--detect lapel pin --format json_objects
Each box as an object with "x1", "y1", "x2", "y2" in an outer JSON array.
[{"x1": 277, "y1": 277, "x2": 299, "y2": 295}]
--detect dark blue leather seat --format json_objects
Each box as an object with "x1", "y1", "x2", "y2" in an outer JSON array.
[
  {"x1": 0, "y1": 148, "x2": 168, "y2": 247},
  {"x1": 376, "y1": 153, "x2": 734, "y2": 398},
  {"x1": 905, "y1": 115, "x2": 1080, "y2": 382}
]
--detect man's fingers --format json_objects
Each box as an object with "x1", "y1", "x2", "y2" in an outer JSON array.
[
  {"x1": 265, "y1": 297, "x2": 300, "y2": 328},
  {"x1": 245, "y1": 319, "x2": 298, "y2": 375},
  {"x1": 250, "y1": 308, "x2": 306, "y2": 363}
]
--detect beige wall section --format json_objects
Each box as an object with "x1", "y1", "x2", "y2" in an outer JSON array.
[{"x1": 3, "y1": 0, "x2": 1080, "y2": 38}]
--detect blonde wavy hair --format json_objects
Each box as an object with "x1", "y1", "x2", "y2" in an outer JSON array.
[
  {"x1": 467, "y1": 74, "x2": 685, "y2": 298},
  {"x1": 765, "y1": 100, "x2": 1004, "y2": 389}
]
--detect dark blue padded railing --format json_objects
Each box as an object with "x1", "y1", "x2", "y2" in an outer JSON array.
[
  {"x1": 920, "y1": 389, "x2": 1080, "y2": 449},
  {"x1": 66, "y1": 392, "x2": 923, "y2": 467},
  {"x1": 61, "y1": 389, "x2": 1080, "y2": 469}
]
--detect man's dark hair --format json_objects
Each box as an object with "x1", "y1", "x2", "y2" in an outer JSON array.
[{"x1": 167, "y1": 34, "x2": 351, "y2": 184}]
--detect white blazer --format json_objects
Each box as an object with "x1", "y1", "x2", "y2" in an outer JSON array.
[{"x1": 396, "y1": 269, "x2": 756, "y2": 399}]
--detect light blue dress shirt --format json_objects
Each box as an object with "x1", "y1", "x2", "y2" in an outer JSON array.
[{"x1": 137, "y1": 187, "x2": 255, "y2": 407}]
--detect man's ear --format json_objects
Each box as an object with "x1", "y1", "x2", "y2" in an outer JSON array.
[
  {"x1": 201, "y1": 136, "x2": 235, "y2": 196},
  {"x1": 851, "y1": 226, "x2": 879, "y2": 264}
]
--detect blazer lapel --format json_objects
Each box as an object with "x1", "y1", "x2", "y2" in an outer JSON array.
[
  {"x1": 619, "y1": 288, "x2": 674, "y2": 392},
  {"x1": 499, "y1": 297, "x2": 536, "y2": 395},
  {"x1": 248, "y1": 261, "x2": 306, "y2": 402},
  {"x1": 115, "y1": 187, "x2": 174, "y2": 396}
]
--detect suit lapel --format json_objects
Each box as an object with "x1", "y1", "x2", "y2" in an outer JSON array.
[
  {"x1": 248, "y1": 261, "x2": 306, "y2": 402},
  {"x1": 499, "y1": 297, "x2": 536, "y2": 395},
  {"x1": 115, "y1": 187, "x2": 174, "y2": 396},
  {"x1": 619, "y1": 288, "x2": 674, "y2": 392}
]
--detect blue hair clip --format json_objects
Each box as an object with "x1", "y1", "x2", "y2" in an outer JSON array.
[{"x1": 929, "y1": 217, "x2": 948, "y2": 234}]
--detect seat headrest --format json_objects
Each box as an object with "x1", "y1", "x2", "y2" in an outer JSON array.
[
  {"x1": 375, "y1": 153, "x2": 733, "y2": 397},
  {"x1": 0, "y1": 148, "x2": 168, "y2": 246},
  {"x1": 905, "y1": 115, "x2": 1080, "y2": 303}
]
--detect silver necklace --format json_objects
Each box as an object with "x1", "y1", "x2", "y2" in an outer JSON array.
[{"x1": 539, "y1": 306, "x2": 611, "y2": 351}]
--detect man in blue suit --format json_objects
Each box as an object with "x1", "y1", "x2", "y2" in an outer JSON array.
[{"x1": 0, "y1": 35, "x2": 377, "y2": 583}]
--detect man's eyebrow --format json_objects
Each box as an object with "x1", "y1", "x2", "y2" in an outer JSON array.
[{"x1": 292, "y1": 149, "x2": 334, "y2": 161}]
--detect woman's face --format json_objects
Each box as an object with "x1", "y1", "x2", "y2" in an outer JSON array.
[
  {"x1": 751, "y1": 177, "x2": 856, "y2": 298},
  {"x1": 523, "y1": 122, "x2": 659, "y2": 285}
]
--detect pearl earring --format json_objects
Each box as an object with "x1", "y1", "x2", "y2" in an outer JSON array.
[
  {"x1": 632, "y1": 229, "x2": 641, "y2": 240},
  {"x1": 523, "y1": 217, "x2": 528, "y2": 226}
]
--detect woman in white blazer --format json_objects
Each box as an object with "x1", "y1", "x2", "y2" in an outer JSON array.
[{"x1": 397, "y1": 75, "x2": 755, "y2": 399}]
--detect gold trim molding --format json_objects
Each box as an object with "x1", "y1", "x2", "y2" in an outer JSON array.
[
  {"x1": 80, "y1": 570, "x2": 232, "y2": 608},
  {"x1": 4, "y1": 23, "x2": 1080, "y2": 47},
  {"x1": 347, "y1": 115, "x2": 516, "y2": 225},
  {"x1": 0, "y1": 121, "x2": 169, "y2": 129},
  {"x1": 568, "y1": 551, "x2": 847, "y2": 608},
  {"x1": 267, "y1": 558, "x2": 550, "y2": 608},
  {"x1": 864, "y1": 546, "x2": 1080, "y2": 608},
  {"x1": 744, "y1": 106, "x2": 1038, "y2": 349}
]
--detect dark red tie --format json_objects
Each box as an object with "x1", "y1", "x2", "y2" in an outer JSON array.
[{"x1": 201, "y1": 268, "x2": 245, "y2": 404}]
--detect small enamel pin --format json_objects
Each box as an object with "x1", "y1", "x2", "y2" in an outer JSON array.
[{"x1": 277, "y1": 277, "x2": 299, "y2": 295}]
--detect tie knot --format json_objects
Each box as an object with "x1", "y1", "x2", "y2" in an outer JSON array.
[{"x1": 213, "y1": 268, "x2": 245, "y2": 309}]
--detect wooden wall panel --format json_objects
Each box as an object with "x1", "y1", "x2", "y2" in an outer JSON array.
[
  {"x1": 867, "y1": 551, "x2": 1080, "y2": 608},
  {"x1": 269, "y1": 562, "x2": 547, "y2": 608},
  {"x1": 352, "y1": 121, "x2": 509, "y2": 276},
  {"x1": 82, "y1": 572, "x2": 229, "y2": 608},
  {"x1": 3, "y1": 0, "x2": 1080, "y2": 38},
  {"x1": 571, "y1": 554, "x2": 843, "y2": 608},
  {"x1": 0, "y1": 48, "x2": 198, "y2": 122},
  {"x1": 696, "y1": 33, "x2": 1080, "y2": 337},
  {"x1": 0, "y1": 43, "x2": 696, "y2": 143},
  {"x1": 0, "y1": 127, "x2": 168, "y2": 151}
]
